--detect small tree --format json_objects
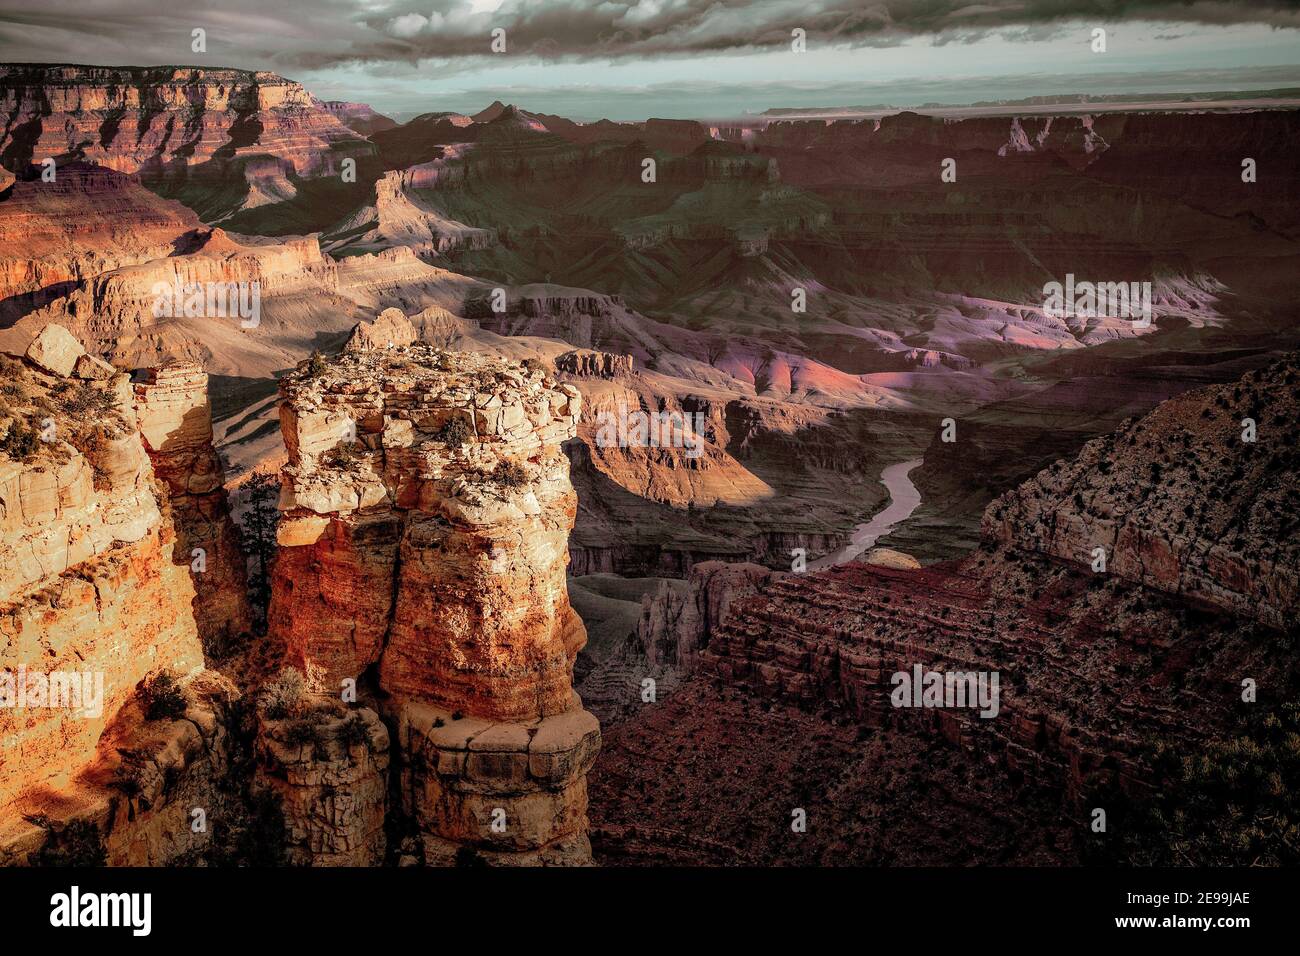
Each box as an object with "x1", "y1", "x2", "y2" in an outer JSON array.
[{"x1": 241, "y1": 472, "x2": 280, "y2": 627}]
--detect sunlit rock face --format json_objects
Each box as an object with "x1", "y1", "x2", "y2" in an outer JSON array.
[
  {"x1": 269, "y1": 342, "x2": 600, "y2": 864},
  {"x1": 0, "y1": 65, "x2": 371, "y2": 182},
  {"x1": 0, "y1": 327, "x2": 205, "y2": 817}
]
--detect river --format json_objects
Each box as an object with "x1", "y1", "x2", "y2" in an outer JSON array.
[{"x1": 809, "y1": 458, "x2": 925, "y2": 570}]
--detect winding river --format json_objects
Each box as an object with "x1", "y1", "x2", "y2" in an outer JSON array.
[{"x1": 809, "y1": 458, "x2": 925, "y2": 570}]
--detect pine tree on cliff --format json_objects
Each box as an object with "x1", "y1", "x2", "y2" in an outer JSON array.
[{"x1": 241, "y1": 472, "x2": 280, "y2": 629}]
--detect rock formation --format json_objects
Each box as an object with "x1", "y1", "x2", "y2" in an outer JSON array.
[
  {"x1": 254, "y1": 705, "x2": 390, "y2": 866},
  {"x1": 554, "y1": 349, "x2": 634, "y2": 379},
  {"x1": 344, "y1": 308, "x2": 418, "y2": 352},
  {"x1": 0, "y1": 326, "x2": 208, "y2": 831},
  {"x1": 269, "y1": 342, "x2": 600, "y2": 864},
  {"x1": 576, "y1": 561, "x2": 779, "y2": 721},
  {"x1": 313, "y1": 99, "x2": 397, "y2": 137},
  {"x1": 0, "y1": 65, "x2": 373, "y2": 219},
  {"x1": 984, "y1": 359, "x2": 1299, "y2": 629},
  {"x1": 134, "y1": 363, "x2": 251, "y2": 652},
  {"x1": 602, "y1": 356, "x2": 1300, "y2": 859}
]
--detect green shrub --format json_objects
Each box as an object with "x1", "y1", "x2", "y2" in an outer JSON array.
[
  {"x1": 1095, "y1": 701, "x2": 1300, "y2": 866},
  {"x1": 340, "y1": 713, "x2": 370, "y2": 747},
  {"x1": 59, "y1": 382, "x2": 117, "y2": 418},
  {"x1": 0, "y1": 421, "x2": 40, "y2": 462},
  {"x1": 305, "y1": 350, "x2": 328, "y2": 378},
  {"x1": 327, "y1": 441, "x2": 359, "y2": 467}
]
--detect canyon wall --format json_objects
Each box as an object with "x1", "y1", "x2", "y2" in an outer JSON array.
[
  {"x1": 0, "y1": 325, "x2": 209, "y2": 836},
  {"x1": 0, "y1": 162, "x2": 202, "y2": 305},
  {"x1": 268, "y1": 340, "x2": 600, "y2": 864},
  {"x1": 0, "y1": 65, "x2": 371, "y2": 182},
  {"x1": 984, "y1": 359, "x2": 1299, "y2": 629},
  {"x1": 629, "y1": 357, "x2": 1300, "y2": 810}
]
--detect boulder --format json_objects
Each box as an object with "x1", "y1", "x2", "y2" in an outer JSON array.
[{"x1": 24, "y1": 324, "x2": 85, "y2": 377}]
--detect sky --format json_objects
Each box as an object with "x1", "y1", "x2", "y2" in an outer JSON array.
[{"x1": 2, "y1": 1, "x2": 1300, "y2": 120}]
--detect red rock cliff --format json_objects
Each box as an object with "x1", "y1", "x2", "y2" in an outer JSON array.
[
  {"x1": 269, "y1": 342, "x2": 600, "y2": 864},
  {"x1": 0, "y1": 327, "x2": 206, "y2": 815}
]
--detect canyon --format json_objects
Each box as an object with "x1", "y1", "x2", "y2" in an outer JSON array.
[
  {"x1": 0, "y1": 62, "x2": 1297, "y2": 867},
  {"x1": 589, "y1": 355, "x2": 1300, "y2": 864}
]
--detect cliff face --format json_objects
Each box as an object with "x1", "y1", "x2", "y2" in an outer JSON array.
[
  {"x1": 0, "y1": 327, "x2": 206, "y2": 814},
  {"x1": 0, "y1": 162, "x2": 202, "y2": 305},
  {"x1": 254, "y1": 706, "x2": 391, "y2": 866},
  {"x1": 601, "y1": 357, "x2": 1300, "y2": 860},
  {"x1": 984, "y1": 358, "x2": 1300, "y2": 629},
  {"x1": 0, "y1": 65, "x2": 371, "y2": 182},
  {"x1": 269, "y1": 342, "x2": 600, "y2": 864},
  {"x1": 134, "y1": 363, "x2": 251, "y2": 652},
  {"x1": 4, "y1": 228, "x2": 342, "y2": 372}
]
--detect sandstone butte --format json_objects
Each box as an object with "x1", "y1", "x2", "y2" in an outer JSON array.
[{"x1": 269, "y1": 338, "x2": 601, "y2": 864}]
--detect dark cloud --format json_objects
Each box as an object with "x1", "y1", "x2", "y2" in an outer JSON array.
[{"x1": 1, "y1": 0, "x2": 1298, "y2": 71}]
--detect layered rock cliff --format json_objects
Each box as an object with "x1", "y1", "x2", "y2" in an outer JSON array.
[
  {"x1": 0, "y1": 162, "x2": 203, "y2": 306},
  {"x1": 984, "y1": 358, "x2": 1299, "y2": 628},
  {"x1": 0, "y1": 326, "x2": 207, "y2": 821},
  {"x1": 602, "y1": 356, "x2": 1300, "y2": 855},
  {"x1": 0, "y1": 65, "x2": 373, "y2": 218},
  {"x1": 268, "y1": 342, "x2": 600, "y2": 864}
]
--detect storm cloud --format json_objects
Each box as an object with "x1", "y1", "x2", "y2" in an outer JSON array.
[{"x1": 2, "y1": 0, "x2": 1299, "y2": 71}]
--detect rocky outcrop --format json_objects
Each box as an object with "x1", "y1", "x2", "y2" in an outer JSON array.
[
  {"x1": 0, "y1": 327, "x2": 206, "y2": 815},
  {"x1": 984, "y1": 356, "x2": 1300, "y2": 629},
  {"x1": 623, "y1": 358, "x2": 1300, "y2": 822},
  {"x1": 0, "y1": 671, "x2": 240, "y2": 867},
  {"x1": 344, "y1": 308, "x2": 418, "y2": 352},
  {"x1": 268, "y1": 344, "x2": 600, "y2": 864},
  {"x1": 8, "y1": 229, "x2": 341, "y2": 370},
  {"x1": 576, "y1": 561, "x2": 779, "y2": 722},
  {"x1": 555, "y1": 349, "x2": 634, "y2": 379},
  {"x1": 314, "y1": 100, "x2": 397, "y2": 137},
  {"x1": 637, "y1": 561, "x2": 780, "y2": 675},
  {"x1": 324, "y1": 160, "x2": 495, "y2": 260},
  {"x1": 398, "y1": 696, "x2": 600, "y2": 865},
  {"x1": 254, "y1": 706, "x2": 390, "y2": 866},
  {"x1": 134, "y1": 363, "x2": 251, "y2": 652}
]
